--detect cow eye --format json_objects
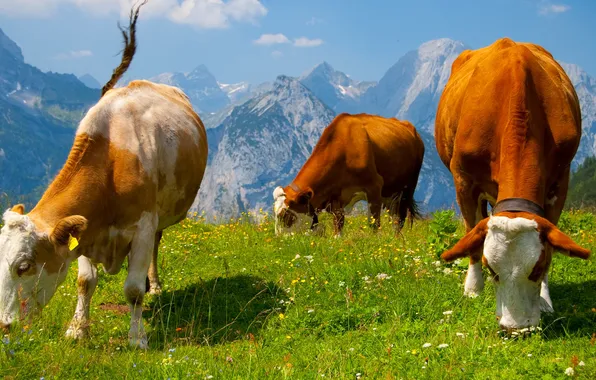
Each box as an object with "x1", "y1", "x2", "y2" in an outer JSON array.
[{"x1": 16, "y1": 261, "x2": 34, "y2": 277}]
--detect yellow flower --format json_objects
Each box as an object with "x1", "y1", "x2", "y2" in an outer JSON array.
[{"x1": 279, "y1": 313, "x2": 286, "y2": 320}]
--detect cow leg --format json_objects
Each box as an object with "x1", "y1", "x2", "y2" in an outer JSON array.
[
  {"x1": 125, "y1": 213, "x2": 157, "y2": 349},
  {"x1": 330, "y1": 200, "x2": 345, "y2": 237},
  {"x1": 366, "y1": 178, "x2": 383, "y2": 231},
  {"x1": 454, "y1": 176, "x2": 485, "y2": 297},
  {"x1": 65, "y1": 256, "x2": 98, "y2": 339},
  {"x1": 539, "y1": 169, "x2": 569, "y2": 313},
  {"x1": 147, "y1": 230, "x2": 163, "y2": 295}
]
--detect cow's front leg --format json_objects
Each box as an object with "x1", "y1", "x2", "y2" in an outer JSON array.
[
  {"x1": 330, "y1": 200, "x2": 345, "y2": 237},
  {"x1": 65, "y1": 256, "x2": 97, "y2": 339},
  {"x1": 366, "y1": 179, "x2": 383, "y2": 231},
  {"x1": 126, "y1": 213, "x2": 157, "y2": 349},
  {"x1": 540, "y1": 272, "x2": 554, "y2": 313}
]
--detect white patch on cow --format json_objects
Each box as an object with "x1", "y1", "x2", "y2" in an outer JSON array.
[
  {"x1": 484, "y1": 216, "x2": 543, "y2": 330},
  {"x1": 344, "y1": 192, "x2": 367, "y2": 214},
  {"x1": 539, "y1": 272, "x2": 554, "y2": 313},
  {"x1": 0, "y1": 210, "x2": 69, "y2": 327},
  {"x1": 77, "y1": 82, "x2": 200, "y2": 180},
  {"x1": 546, "y1": 195, "x2": 558, "y2": 206},
  {"x1": 464, "y1": 261, "x2": 484, "y2": 297}
]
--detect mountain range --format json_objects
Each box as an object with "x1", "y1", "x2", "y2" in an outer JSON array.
[{"x1": 1, "y1": 28, "x2": 595, "y2": 218}]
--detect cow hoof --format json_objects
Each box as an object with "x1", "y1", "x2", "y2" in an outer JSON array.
[
  {"x1": 540, "y1": 297, "x2": 554, "y2": 313},
  {"x1": 463, "y1": 289, "x2": 480, "y2": 298},
  {"x1": 148, "y1": 284, "x2": 162, "y2": 296},
  {"x1": 129, "y1": 334, "x2": 148, "y2": 349},
  {"x1": 65, "y1": 325, "x2": 88, "y2": 340}
]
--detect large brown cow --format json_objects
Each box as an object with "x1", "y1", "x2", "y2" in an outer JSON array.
[
  {"x1": 0, "y1": 3, "x2": 208, "y2": 348},
  {"x1": 435, "y1": 38, "x2": 590, "y2": 331},
  {"x1": 273, "y1": 113, "x2": 424, "y2": 236}
]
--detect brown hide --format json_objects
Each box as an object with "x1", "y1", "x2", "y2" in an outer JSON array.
[{"x1": 283, "y1": 113, "x2": 424, "y2": 216}]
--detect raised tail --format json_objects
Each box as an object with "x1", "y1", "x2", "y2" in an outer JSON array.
[{"x1": 101, "y1": 0, "x2": 147, "y2": 97}]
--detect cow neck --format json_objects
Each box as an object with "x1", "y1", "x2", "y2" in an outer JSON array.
[
  {"x1": 29, "y1": 133, "x2": 111, "y2": 232},
  {"x1": 496, "y1": 75, "x2": 546, "y2": 207}
]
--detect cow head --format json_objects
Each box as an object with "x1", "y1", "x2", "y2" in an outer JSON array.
[
  {"x1": 272, "y1": 186, "x2": 314, "y2": 235},
  {"x1": 0, "y1": 205, "x2": 87, "y2": 330},
  {"x1": 441, "y1": 212, "x2": 590, "y2": 331}
]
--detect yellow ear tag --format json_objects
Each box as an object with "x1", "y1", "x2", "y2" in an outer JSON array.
[{"x1": 68, "y1": 235, "x2": 79, "y2": 251}]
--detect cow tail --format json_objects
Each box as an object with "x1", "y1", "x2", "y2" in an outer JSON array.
[{"x1": 100, "y1": 0, "x2": 147, "y2": 97}]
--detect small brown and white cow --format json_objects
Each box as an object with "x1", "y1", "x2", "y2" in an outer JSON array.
[
  {"x1": 273, "y1": 113, "x2": 424, "y2": 236},
  {"x1": 435, "y1": 38, "x2": 590, "y2": 331},
  {"x1": 0, "y1": 3, "x2": 207, "y2": 348}
]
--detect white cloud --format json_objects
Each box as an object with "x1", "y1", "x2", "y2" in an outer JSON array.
[
  {"x1": 271, "y1": 50, "x2": 283, "y2": 59},
  {"x1": 253, "y1": 33, "x2": 290, "y2": 45},
  {"x1": 293, "y1": 37, "x2": 324, "y2": 48},
  {"x1": 538, "y1": 2, "x2": 570, "y2": 15},
  {"x1": 0, "y1": 0, "x2": 268, "y2": 29},
  {"x1": 54, "y1": 50, "x2": 94, "y2": 60}
]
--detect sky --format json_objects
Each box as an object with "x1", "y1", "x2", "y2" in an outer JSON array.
[{"x1": 0, "y1": 0, "x2": 595, "y2": 85}]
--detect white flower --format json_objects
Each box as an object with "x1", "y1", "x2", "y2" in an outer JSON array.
[
  {"x1": 295, "y1": 254, "x2": 301, "y2": 259},
  {"x1": 454, "y1": 259, "x2": 462, "y2": 265},
  {"x1": 443, "y1": 268, "x2": 453, "y2": 274},
  {"x1": 339, "y1": 281, "x2": 346, "y2": 287},
  {"x1": 579, "y1": 361, "x2": 585, "y2": 366},
  {"x1": 527, "y1": 354, "x2": 532, "y2": 357},
  {"x1": 376, "y1": 273, "x2": 392, "y2": 280},
  {"x1": 305, "y1": 255, "x2": 314, "y2": 263},
  {"x1": 438, "y1": 344, "x2": 449, "y2": 349},
  {"x1": 355, "y1": 373, "x2": 362, "y2": 379},
  {"x1": 422, "y1": 343, "x2": 432, "y2": 348},
  {"x1": 443, "y1": 310, "x2": 453, "y2": 315},
  {"x1": 307, "y1": 309, "x2": 315, "y2": 313},
  {"x1": 433, "y1": 261, "x2": 441, "y2": 267},
  {"x1": 565, "y1": 367, "x2": 575, "y2": 376},
  {"x1": 456, "y1": 332, "x2": 465, "y2": 338}
]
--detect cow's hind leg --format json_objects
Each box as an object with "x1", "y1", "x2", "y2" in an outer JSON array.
[
  {"x1": 65, "y1": 256, "x2": 98, "y2": 339},
  {"x1": 147, "y1": 230, "x2": 163, "y2": 295},
  {"x1": 126, "y1": 213, "x2": 158, "y2": 349}
]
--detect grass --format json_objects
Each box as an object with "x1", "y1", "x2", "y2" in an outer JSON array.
[{"x1": 1, "y1": 209, "x2": 595, "y2": 379}]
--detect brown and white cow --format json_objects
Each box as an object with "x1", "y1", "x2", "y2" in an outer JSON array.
[
  {"x1": 273, "y1": 113, "x2": 424, "y2": 236},
  {"x1": 0, "y1": 3, "x2": 207, "y2": 348},
  {"x1": 435, "y1": 38, "x2": 590, "y2": 331}
]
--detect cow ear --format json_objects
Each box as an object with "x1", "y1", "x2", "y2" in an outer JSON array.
[
  {"x1": 539, "y1": 218, "x2": 591, "y2": 259},
  {"x1": 297, "y1": 190, "x2": 313, "y2": 205},
  {"x1": 10, "y1": 204, "x2": 25, "y2": 215},
  {"x1": 50, "y1": 216, "x2": 88, "y2": 247},
  {"x1": 441, "y1": 218, "x2": 489, "y2": 262}
]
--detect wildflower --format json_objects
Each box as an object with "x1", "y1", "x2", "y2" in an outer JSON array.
[
  {"x1": 376, "y1": 273, "x2": 392, "y2": 280},
  {"x1": 565, "y1": 367, "x2": 575, "y2": 376},
  {"x1": 579, "y1": 361, "x2": 585, "y2": 366},
  {"x1": 2, "y1": 336, "x2": 9, "y2": 345},
  {"x1": 443, "y1": 310, "x2": 453, "y2": 315},
  {"x1": 226, "y1": 356, "x2": 233, "y2": 363},
  {"x1": 443, "y1": 268, "x2": 453, "y2": 274},
  {"x1": 279, "y1": 313, "x2": 286, "y2": 320},
  {"x1": 307, "y1": 309, "x2": 315, "y2": 313},
  {"x1": 438, "y1": 344, "x2": 449, "y2": 349},
  {"x1": 169, "y1": 348, "x2": 176, "y2": 353},
  {"x1": 422, "y1": 343, "x2": 432, "y2": 348},
  {"x1": 433, "y1": 261, "x2": 441, "y2": 267},
  {"x1": 305, "y1": 255, "x2": 314, "y2": 263},
  {"x1": 286, "y1": 335, "x2": 291, "y2": 339},
  {"x1": 295, "y1": 254, "x2": 301, "y2": 260},
  {"x1": 527, "y1": 354, "x2": 532, "y2": 357},
  {"x1": 339, "y1": 281, "x2": 346, "y2": 287},
  {"x1": 356, "y1": 373, "x2": 362, "y2": 379}
]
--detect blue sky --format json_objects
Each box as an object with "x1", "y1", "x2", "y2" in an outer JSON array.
[{"x1": 0, "y1": 0, "x2": 595, "y2": 85}]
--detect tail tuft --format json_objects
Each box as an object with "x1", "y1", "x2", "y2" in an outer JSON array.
[{"x1": 101, "y1": 0, "x2": 147, "y2": 97}]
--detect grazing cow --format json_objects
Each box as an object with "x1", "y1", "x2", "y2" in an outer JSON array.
[
  {"x1": 273, "y1": 113, "x2": 424, "y2": 236},
  {"x1": 435, "y1": 38, "x2": 590, "y2": 331},
  {"x1": 0, "y1": 3, "x2": 208, "y2": 348}
]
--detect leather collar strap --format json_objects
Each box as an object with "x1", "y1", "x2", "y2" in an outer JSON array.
[
  {"x1": 492, "y1": 198, "x2": 546, "y2": 218},
  {"x1": 289, "y1": 182, "x2": 301, "y2": 193}
]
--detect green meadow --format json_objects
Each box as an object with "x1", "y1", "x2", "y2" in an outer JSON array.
[{"x1": 1, "y1": 210, "x2": 595, "y2": 379}]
